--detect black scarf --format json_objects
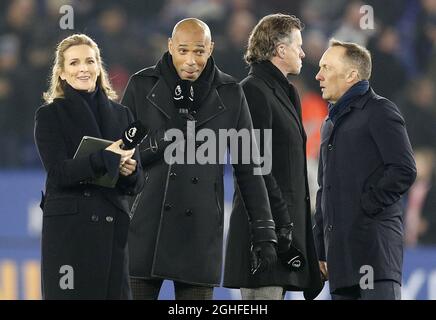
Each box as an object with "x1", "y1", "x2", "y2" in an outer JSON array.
[
  {"x1": 328, "y1": 80, "x2": 369, "y2": 124},
  {"x1": 63, "y1": 81, "x2": 105, "y2": 130},
  {"x1": 78, "y1": 86, "x2": 100, "y2": 125},
  {"x1": 155, "y1": 51, "x2": 215, "y2": 111}
]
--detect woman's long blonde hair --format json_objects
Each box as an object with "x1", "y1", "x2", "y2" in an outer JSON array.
[{"x1": 43, "y1": 34, "x2": 118, "y2": 103}]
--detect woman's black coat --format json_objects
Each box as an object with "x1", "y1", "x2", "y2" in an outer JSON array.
[{"x1": 34, "y1": 86, "x2": 144, "y2": 299}]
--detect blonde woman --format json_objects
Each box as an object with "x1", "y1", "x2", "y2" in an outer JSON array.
[{"x1": 35, "y1": 34, "x2": 144, "y2": 299}]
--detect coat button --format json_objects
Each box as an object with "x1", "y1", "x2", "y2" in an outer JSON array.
[
  {"x1": 185, "y1": 209, "x2": 193, "y2": 216},
  {"x1": 106, "y1": 216, "x2": 114, "y2": 223},
  {"x1": 191, "y1": 177, "x2": 199, "y2": 184},
  {"x1": 170, "y1": 172, "x2": 177, "y2": 180},
  {"x1": 306, "y1": 196, "x2": 310, "y2": 201},
  {"x1": 164, "y1": 203, "x2": 172, "y2": 211},
  {"x1": 328, "y1": 144, "x2": 333, "y2": 151},
  {"x1": 83, "y1": 190, "x2": 91, "y2": 197},
  {"x1": 218, "y1": 105, "x2": 223, "y2": 110},
  {"x1": 191, "y1": 110, "x2": 197, "y2": 115},
  {"x1": 328, "y1": 224, "x2": 333, "y2": 232},
  {"x1": 326, "y1": 185, "x2": 331, "y2": 191},
  {"x1": 91, "y1": 214, "x2": 99, "y2": 222}
]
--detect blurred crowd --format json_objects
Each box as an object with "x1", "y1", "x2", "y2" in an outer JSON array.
[{"x1": 0, "y1": 0, "x2": 435, "y2": 245}]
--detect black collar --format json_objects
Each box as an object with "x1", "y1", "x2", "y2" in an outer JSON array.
[
  {"x1": 249, "y1": 61, "x2": 304, "y2": 134},
  {"x1": 59, "y1": 82, "x2": 121, "y2": 142},
  {"x1": 133, "y1": 55, "x2": 237, "y2": 128},
  {"x1": 156, "y1": 51, "x2": 216, "y2": 108},
  {"x1": 349, "y1": 87, "x2": 376, "y2": 109},
  {"x1": 250, "y1": 60, "x2": 290, "y2": 93}
]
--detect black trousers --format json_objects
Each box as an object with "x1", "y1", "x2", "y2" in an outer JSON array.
[
  {"x1": 130, "y1": 278, "x2": 214, "y2": 300},
  {"x1": 331, "y1": 280, "x2": 401, "y2": 300}
]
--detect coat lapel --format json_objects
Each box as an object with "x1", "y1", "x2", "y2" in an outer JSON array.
[
  {"x1": 328, "y1": 89, "x2": 374, "y2": 139},
  {"x1": 98, "y1": 94, "x2": 124, "y2": 141},
  {"x1": 290, "y1": 84, "x2": 307, "y2": 142},
  {"x1": 250, "y1": 64, "x2": 304, "y2": 135},
  {"x1": 273, "y1": 85, "x2": 303, "y2": 134},
  {"x1": 326, "y1": 106, "x2": 352, "y2": 143},
  {"x1": 146, "y1": 75, "x2": 228, "y2": 128},
  {"x1": 146, "y1": 78, "x2": 176, "y2": 120},
  {"x1": 195, "y1": 87, "x2": 227, "y2": 127},
  {"x1": 195, "y1": 67, "x2": 235, "y2": 127},
  {"x1": 289, "y1": 84, "x2": 303, "y2": 123}
]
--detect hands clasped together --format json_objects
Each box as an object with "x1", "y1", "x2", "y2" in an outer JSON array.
[{"x1": 105, "y1": 139, "x2": 137, "y2": 177}]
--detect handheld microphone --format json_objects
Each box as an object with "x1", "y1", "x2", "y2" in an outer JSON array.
[{"x1": 121, "y1": 120, "x2": 147, "y2": 150}]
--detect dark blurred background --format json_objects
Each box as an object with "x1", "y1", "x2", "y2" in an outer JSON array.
[{"x1": 0, "y1": 0, "x2": 435, "y2": 299}]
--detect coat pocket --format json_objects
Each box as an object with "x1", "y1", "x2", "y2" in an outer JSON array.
[
  {"x1": 362, "y1": 164, "x2": 384, "y2": 192},
  {"x1": 43, "y1": 198, "x2": 78, "y2": 217},
  {"x1": 360, "y1": 164, "x2": 385, "y2": 216}
]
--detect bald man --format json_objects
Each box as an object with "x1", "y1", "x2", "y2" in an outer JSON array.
[{"x1": 121, "y1": 18, "x2": 278, "y2": 300}]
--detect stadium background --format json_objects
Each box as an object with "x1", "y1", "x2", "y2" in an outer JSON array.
[{"x1": 0, "y1": 0, "x2": 435, "y2": 299}]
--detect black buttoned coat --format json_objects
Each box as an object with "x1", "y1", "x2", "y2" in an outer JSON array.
[
  {"x1": 121, "y1": 63, "x2": 277, "y2": 286},
  {"x1": 313, "y1": 88, "x2": 416, "y2": 293},
  {"x1": 223, "y1": 63, "x2": 323, "y2": 299},
  {"x1": 34, "y1": 86, "x2": 144, "y2": 299}
]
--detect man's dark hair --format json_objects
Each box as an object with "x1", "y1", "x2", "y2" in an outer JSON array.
[{"x1": 245, "y1": 13, "x2": 304, "y2": 64}]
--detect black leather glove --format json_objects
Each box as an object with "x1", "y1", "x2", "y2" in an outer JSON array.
[
  {"x1": 277, "y1": 224, "x2": 305, "y2": 271},
  {"x1": 250, "y1": 241, "x2": 277, "y2": 275}
]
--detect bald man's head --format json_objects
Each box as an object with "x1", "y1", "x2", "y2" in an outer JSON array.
[
  {"x1": 168, "y1": 18, "x2": 214, "y2": 81},
  {"x1": 171, "y1": 18, "x2": 212, "y2": 41}
]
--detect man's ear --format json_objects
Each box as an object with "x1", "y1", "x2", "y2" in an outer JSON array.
[
  {"x1": 347, "y1": 69, "x2": 359, "y2": 83},
  {"x1": 277, "y1": 44, "x2": 285, "y2": 58},
  {"x1": 168, "y1": 38, "x2": 173, "y2": 55},
  {"x1": 209, "y1": 41, "x2": 214, "y2": 57}
]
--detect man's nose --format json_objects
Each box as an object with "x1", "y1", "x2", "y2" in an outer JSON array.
[
  {"x1": 186, "y1": 53, "x2": 196, "y2": 65},
  {"x1": 300, "y1": 49, "x2": 306, "y2": 59},
  {"x1": 315, "y1": 72, "x2": 322, "y2": 81}
]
